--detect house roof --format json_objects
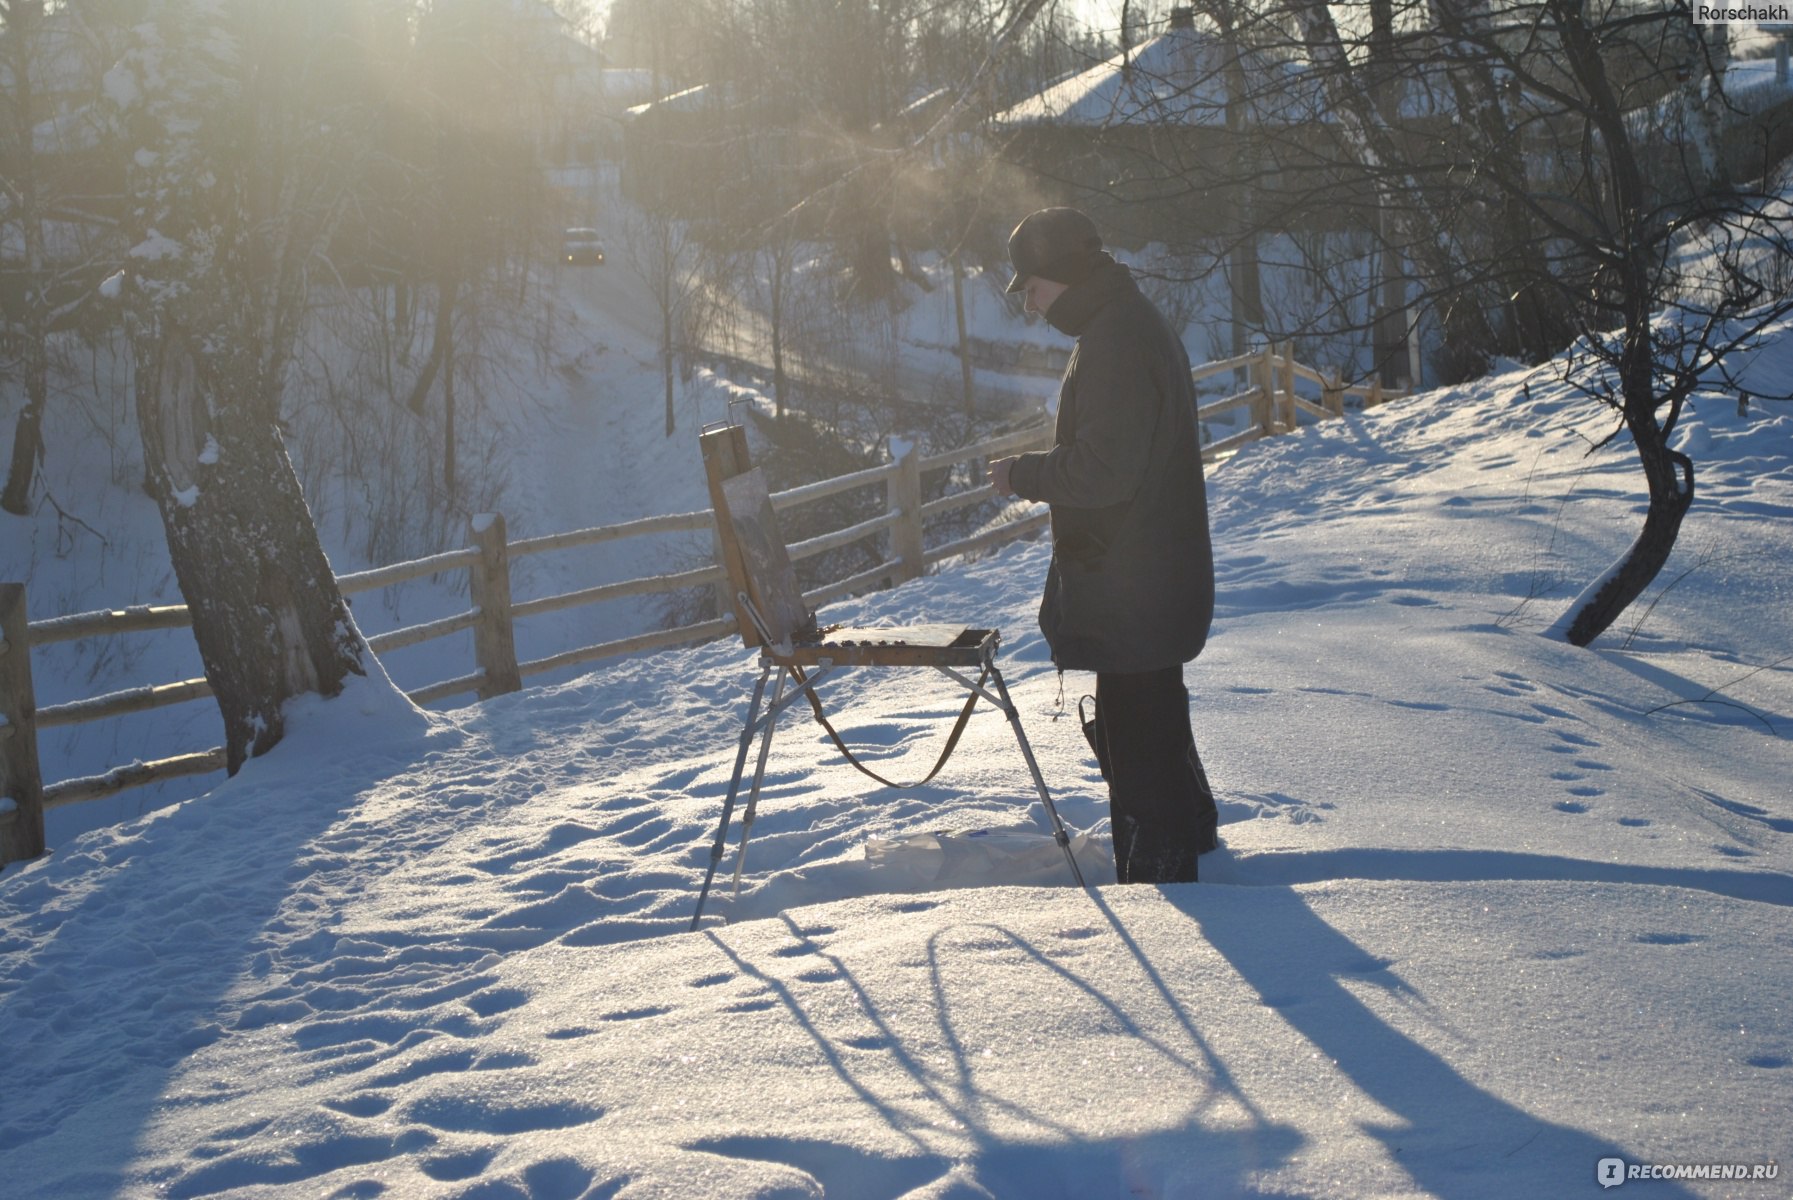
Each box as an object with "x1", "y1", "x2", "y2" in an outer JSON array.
[{"x1": 993, "y1": 25, "x2": 1325, "y2": 130}]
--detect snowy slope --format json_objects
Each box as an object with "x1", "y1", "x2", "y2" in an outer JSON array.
[{"x1": 1, "y1": 300, "x2": 1790, "y2": 1197}]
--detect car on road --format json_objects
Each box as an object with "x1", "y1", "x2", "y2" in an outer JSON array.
[{"x1": 561, "y1": 228, "x2": 605, "y2": 265}]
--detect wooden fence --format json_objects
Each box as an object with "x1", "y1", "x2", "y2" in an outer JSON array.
[{"x1": 0, "y1": 345, "x2": 1396, "y2": 866}]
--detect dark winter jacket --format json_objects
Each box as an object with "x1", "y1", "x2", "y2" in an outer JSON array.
[{"x1": 1007, "y1": 259, "x2": 1214, "y2": 674}]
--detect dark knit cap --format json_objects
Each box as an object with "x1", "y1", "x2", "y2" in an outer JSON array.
[{"x1": 1005, "y1": 207, "x2": 1104, "y2": 293}]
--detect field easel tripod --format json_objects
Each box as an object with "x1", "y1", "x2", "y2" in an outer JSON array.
[{"x1": 690, "y1": 421, "x2": 1088, "y2": 929}]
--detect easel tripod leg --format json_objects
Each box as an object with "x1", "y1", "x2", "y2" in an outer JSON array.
[
  {"x1": 732, "y1": 666, "x2": 788, "y2": 897},
  {"x1": 691, "y1": 661, "x2": 772, "y2": 930},
  {"x1": 990, "y1": 665, "x2": 1089, "y2": 890}
]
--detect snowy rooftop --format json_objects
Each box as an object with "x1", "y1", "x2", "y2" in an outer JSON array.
[
  {"x1": 994, "y1": 29, "x2": 1793, "y2": 134},
  {"x1": 992, "y1": 26, "x2": 1324, "y2": 130}
]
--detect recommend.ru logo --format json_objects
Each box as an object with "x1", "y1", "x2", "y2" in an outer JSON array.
[{"x1": 1598, "y1": 1156, "x2": 1780, "y2": 1187}]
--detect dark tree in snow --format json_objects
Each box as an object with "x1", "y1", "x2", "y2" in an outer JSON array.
[
  {"x1": 1342, "y1": 0, "x2": 1793, "y2": 646},
  {"x1": 1353, "y1": 0, "x2": 1789, "y2": 645},
  {"x1": 0, "y1": 0, "x2": 54, "y2": 515},
  {"x1": 1517, "y1": 3, "x2": 1791, "y2": 647},
  {"x1": 0, "y1": 0, "x2": 131, "y2": 515},
  {"x1": 112, "y1": 0, "x2": 387, "y2": 772}
]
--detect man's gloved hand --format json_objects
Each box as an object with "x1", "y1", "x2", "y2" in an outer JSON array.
[{"x1": 987, "y1": 456, "x2": 1017, "y2": 498}]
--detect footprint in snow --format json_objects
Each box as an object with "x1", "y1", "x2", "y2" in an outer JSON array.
[
  {"x1": 465, "y1": 987, "x2": 530, "y2": 1017},
  {"x1": 420, "y1": 1147, "x2": 497, "y2": 1182},
  {"x1": 403, "y1": 1094, "x2": 605, "y2": 1135}
]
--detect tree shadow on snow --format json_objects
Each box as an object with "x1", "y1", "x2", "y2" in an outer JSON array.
[
  {"x1": 701, "y1": 910, "x2": 1304, "y2": 1199},
  {"x1": 0, "y1": 723, "x2": 465, "y2": 1197},
  {"x1": 1156, "y1": 885, "x2": 1703, "y2": 1200}
]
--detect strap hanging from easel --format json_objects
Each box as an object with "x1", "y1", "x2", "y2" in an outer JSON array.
[{"x1": 788, "y1": 661, "x2": 989, "y2": 790}]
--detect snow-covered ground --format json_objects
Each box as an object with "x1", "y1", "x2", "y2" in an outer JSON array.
[{"x1": 2, "y1": 269, "x2": 1790, "y2": 1195}]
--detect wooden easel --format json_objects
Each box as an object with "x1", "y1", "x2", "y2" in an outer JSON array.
[{"x1": 690, "y1": 422, "x2": 1087, "y2": 927}]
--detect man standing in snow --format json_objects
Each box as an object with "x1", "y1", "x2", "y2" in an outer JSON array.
[{"x1": 988, "y1": 207, "x2": 1218, "y2": 883}]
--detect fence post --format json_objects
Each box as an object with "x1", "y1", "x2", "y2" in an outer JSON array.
[
  {"x1": 1257, "y1": 344, "x2": 1278, "y2": 434},
  {"x1": 1279, "y1": 341, "x2": 1298, "y2": 431},
  {"x1": 1247, "y1": 352, "x2": 1264, "y2": 434},
  {"x1": 1368, "y1": 378, "x2": 1384, "y2": 409},
  {"x1": 1323, "y1": 368, "x2": 1345, "y2": 418},
  {"x1": 0, "y1": 583, "x2": 46, "y2": 867},
  {"x1": 468, "y1": 513, "x2": 522, "y2": 699},
  {"x1": 887, "y1": 436, "x2": 924, "y2": 584}
]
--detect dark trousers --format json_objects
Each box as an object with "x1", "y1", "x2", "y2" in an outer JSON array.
[{"x1": 1091, "y1": 665, "x2": 1218, "y2": 883}]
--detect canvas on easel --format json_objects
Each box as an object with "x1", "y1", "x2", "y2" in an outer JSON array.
[{"x1": 718, "y1": 467, "x2": 809, "y2": 647}]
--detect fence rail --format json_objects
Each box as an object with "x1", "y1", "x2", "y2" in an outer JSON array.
[{"x1": 0, "y1": 345, "x2": 1396, "y2": 866}]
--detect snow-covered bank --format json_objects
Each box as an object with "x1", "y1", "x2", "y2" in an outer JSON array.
[{"x1": 2, "y1": 313, "x2": 1790, "y2": 1195}]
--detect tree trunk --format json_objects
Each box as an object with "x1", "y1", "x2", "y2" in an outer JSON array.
[
  {"x1": 1553, "y1": 423, "x2": 1694, "y2": 648},
  {"x1": 770, "y1": 278, "x2": 787, "y2": 419},
  {"x1": 1542, "y1": 0, "x2": 1697, "y2": 648},
  {"x1": 1, "y1": 6, "x2": 48, "y2": 517},
  {"x1": 443, "y1": 323, "x2": 457, "y2": 498},
  {"x1": 663, "y1": 303, "x2": 676, "y2": 437},
  {"x1": 0, "y1": 391, "x2": 46, "y2": 516},
  {"x1": 405, "y1": 274, "x2": 457, "y2": 415},
  {"x1": 1430, "y1": 0, "x2": 1576, "y2": 362},
  {"x1": 136, "y1": 326, "x2": 367, "y2": 774},
  {"x1": 951, "y1": 250, "x2": 975, "y2": 415},
  {"x1": 0, "y1": 227, "x2": 48, "y2": 514},
  {"x1": 1292, "y1": 0, "x2": 1499, "y2": 377}
]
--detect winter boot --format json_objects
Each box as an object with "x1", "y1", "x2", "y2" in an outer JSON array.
[
  {"x1": 1187, "y1": 742, "x2": 1219, "y2": 856},
  {"x1": 1097, "y1": 668, "x2": 1211, "y2": 884}
]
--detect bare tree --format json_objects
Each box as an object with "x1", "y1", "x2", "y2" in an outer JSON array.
[
  {"x1": 404, "y1": 0, "x2": 554, "y2": 502},
  {"x1": 112, "y1": 0, "x2": 390, "y2": 773},
  {"x1": 1320, "y1": 0, "x2": 1793, "y2": 644},
  {"x1": 1245, "y1": 0, "x2": 1792, "y2": 643},
  {"x1": 624, "y1": 205, "x2": 709, "y2": 436},
  {"x1": 1515, "y1": 3, "x2": 1792, "y2": 645},
  {"x1": 0, "y1": 0, "x2": 53, "y2": 515},
  {"x1": 0, "y1": 0, "x2": 129, "y2": 515}
]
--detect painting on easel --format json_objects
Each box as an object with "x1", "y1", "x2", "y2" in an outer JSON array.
[{"x1": 718, "y1": 467, "x2": 811, "y2": 644}]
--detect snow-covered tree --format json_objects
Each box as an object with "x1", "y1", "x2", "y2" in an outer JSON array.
[{"x1": 109, "y1": 0, "x2": 394, "y2": 772}]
